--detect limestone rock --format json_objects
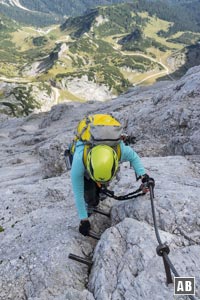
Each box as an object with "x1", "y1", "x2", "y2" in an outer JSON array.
[
  {"x1": 89, "y1": 218, "x2": 200, "y2": 300},
  {"x1": 0, "y1": 66, "x2": 200, "y2": 300}
]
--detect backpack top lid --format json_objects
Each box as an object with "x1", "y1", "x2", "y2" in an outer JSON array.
[{"x1": 76, "y1": 114, "x2": 123, "y2": 146}]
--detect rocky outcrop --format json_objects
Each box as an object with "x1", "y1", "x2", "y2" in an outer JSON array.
[
  {"x1": 63, "y1": 75, "x2": 114, "y2": 102},
  {"x1": 99, "y1": 66, "x2": 200, "y2": 156},
  {"x1": 89, "y1": 218, "x2": 200, "y2": 300}
]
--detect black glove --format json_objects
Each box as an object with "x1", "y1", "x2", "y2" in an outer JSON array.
[
  {"x1": 141, "y1": 174, "x2": 155, "y2": 188},
  {"x1": 79, "y1": 220, "x2": 91, "y2": 236}
]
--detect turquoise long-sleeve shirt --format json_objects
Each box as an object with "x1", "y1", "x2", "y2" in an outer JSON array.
[{"x1": 71, "y1": 141, "x2": 145, "y2": 220}]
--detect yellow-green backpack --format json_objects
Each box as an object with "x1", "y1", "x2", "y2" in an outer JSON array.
[{"x1": 71, "y1": 114, "x2": 123, "y2": 166}]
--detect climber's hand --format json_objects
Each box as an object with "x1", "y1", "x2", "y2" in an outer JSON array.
[
  {"x1": 79, "y1": 219, "x2": 91, "y2": 236},
  {"x1": 141, "y1": 174, "x2": 155, "y2": 193}
]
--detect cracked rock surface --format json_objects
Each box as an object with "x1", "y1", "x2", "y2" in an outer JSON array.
[{"x1": 89, "y1": 218, "x2": 200, "y2": 300}]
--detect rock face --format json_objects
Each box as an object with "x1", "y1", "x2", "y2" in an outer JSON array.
[
  {"x1": 0, "y1": 66, "x2": 200, "y2": 300},
  {"x1": 0, "y1": 77, "x2": 115, "y2": 117},
  {"x1": 89, "y1": 218, "x2": 200, "y2": 300},
  {"x1": 60, "y1": 75, "x2": 114, "y2": 102},
  {"x1": 112, "y1": 67, "x2": 200, "y2": 157},
  {"x1": 88, "y1": 157, "x2": 200, "y2": 299}
]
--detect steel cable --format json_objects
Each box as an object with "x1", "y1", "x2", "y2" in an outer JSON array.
[{"x1": 149, "y1": 185, "x2": 197, "y2": 300}]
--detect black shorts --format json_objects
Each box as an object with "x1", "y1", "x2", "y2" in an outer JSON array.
[{"x1": 84, "y1": 177, "x2": 100, "y2": 207}]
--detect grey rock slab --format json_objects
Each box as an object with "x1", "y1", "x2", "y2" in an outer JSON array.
[
  {"x1": 0, "y1": 175, "x2": 95, "y2": 300},
  {"x1": 89, "y1": 218, "x2": 200, "y2": 300},
  {"x1": 111, "y1": 156, "x2": 200, "y2": 243}
]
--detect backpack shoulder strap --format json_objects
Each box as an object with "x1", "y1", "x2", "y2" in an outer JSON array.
[
  {"x1": 115, "y1": 144, "x2": 121, "y2": 161},
  {"x1": 83, "y1": 144, "x2": 91, "y2": 167},
  {"x1": 77, "y1": 115, "x2": 92, "y2": 141}
]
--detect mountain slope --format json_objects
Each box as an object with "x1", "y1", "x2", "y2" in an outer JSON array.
[
  {"x1": 0, "y1": 0, "x2": 137, "y2": 26},
  {"x1": 1, "y1": 3, "x2": 200, "y2": 116},
  {"x1": 0, "y1": 65, "x2": 200, "y2": 300},
  {"x1": 61, "y1": 1, "x2": 200, "y2": 37},
  {"x1": 0, "y1": 0, "x2": 200, "y2": 28}
]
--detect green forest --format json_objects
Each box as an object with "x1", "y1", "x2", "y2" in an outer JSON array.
[
  {"x1": 61, "y1": 1, "x2": 200, "y2": 38},
  {"x1": 0, "y1": 0, "x2": 200, "y2": 31}
]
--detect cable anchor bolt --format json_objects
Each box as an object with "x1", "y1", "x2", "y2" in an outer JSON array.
[{"x1": 156, "y1": 243, "x2": 170, "y2": 256}]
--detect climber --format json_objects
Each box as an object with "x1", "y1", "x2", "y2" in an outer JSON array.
[{"x1": 70, "y1": 141, "x2": 154, "y2": 237}]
